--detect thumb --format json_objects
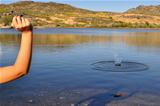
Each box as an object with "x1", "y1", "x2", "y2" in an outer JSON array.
[{"x1": 11, "y1": 23, "x2": 14, "y2": 27}]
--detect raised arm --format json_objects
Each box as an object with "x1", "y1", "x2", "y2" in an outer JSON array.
[{"x1": 0, "y1": 16, "x2": 33, "y2": 84}]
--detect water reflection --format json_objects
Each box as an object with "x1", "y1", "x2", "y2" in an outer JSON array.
[{"x1": 0, "y1": 32, "x2": 160, "y2": 47}]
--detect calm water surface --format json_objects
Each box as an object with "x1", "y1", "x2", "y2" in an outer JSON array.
[{"x1": 1, "y1": 28, "x2": 160, "y2": 106}]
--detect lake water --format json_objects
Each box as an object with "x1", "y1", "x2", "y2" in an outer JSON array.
[{"x1": 1, "y1": 28, "x2": 160, "y2": 106}]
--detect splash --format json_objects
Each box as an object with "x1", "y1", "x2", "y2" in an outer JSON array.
[
  {"x1": 91, "y1": 54, "x2": 149, "y2": 72},
  {"x1": 114, "y1": 54, "x2": 122, "y2": 66}
]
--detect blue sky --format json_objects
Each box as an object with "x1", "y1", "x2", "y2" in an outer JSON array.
[{"x1": 1, "y1": 0, "x2": 160, "y2": 12}]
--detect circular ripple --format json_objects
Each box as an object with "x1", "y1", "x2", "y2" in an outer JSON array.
[{"x1": 91, "y1": 61, "x2": 149, "y2": 72}]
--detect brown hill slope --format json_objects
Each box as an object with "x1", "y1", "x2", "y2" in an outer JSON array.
[
  {"x1": 0, "y1": 1, "x2": 160, "y2": 28},
  {"x1": 126, "y1": 5, "x2": 160, "y2": 16}
]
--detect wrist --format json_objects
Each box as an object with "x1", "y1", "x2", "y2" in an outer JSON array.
[
  {"x1": 21, "y1": 25, "x2": 33, "y2": 34},
  {"x1": 22, "y1": 30, "x2": 32, "y2": 35}
]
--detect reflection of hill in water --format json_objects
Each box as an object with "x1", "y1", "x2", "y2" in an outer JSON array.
[{"x1": 0, "y1": 32, "x2": 160, "y2": 47}]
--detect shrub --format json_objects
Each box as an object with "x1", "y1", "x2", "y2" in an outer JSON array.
[{"x1": 2, "y1": 16, "x2": 13, "y2": 25}]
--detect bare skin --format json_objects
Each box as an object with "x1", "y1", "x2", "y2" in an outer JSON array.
[{"x1": 0, "y1": 16, "x2": 33, "y2": 84}]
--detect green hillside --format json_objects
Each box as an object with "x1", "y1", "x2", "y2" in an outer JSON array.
[{"x1": 0, "y1": 1, "x2": 160, "y2": 28}]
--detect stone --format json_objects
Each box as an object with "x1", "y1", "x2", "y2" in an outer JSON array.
[{"x1": 113, "y1": 92, "x2": 125, "y2": 97}]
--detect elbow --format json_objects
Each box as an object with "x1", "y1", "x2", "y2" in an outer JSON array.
[
  {"x1": 21, "y1": 70, "x2": 28, "y2": 75},
  {"x1": 17, "y1": 68, "x2": 29, "y2": 76},
  {"x1": 14, "y1": 64, "x2": 29, "y2": 75},
  {"x1": 0, "y1": 70, "x2": 28, "y2": 84},
  {"x1": 0, "y1": 66, "x2": 29, "y2": 84}
]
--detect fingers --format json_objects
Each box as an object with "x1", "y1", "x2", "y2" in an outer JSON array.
[
  {"x1": 11, "y1": 16, "x2": 32, "y2": 32},
  {"x1": 12, "y1": 16, "x2": 28, "y2": 27},
  {"x1": 24, "y1": 18, "x2": 30, "y2": 26},
  {"x1": 16, "y1": 16, "x2": 22, "y2": 26},
  {"x1": 21, "y1": 17, "x2": 26, "y2": 27},
  {"x1": 11, "y1": 16, "x2": 18, "y2": 27}
]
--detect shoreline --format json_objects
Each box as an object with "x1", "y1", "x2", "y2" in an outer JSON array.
[{"x1": 1, "y1": 26, "x2": 160, "y2": 30}]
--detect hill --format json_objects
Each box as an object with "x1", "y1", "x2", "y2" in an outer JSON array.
[
  {"x1": 126, "y1": 5, "x2": 160, "y2": 16},
  {"x1": 0, "y1": 1, "x2": 160, "y2": 28}
]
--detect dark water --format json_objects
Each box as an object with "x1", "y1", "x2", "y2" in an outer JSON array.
[{"x1": 1, "y1": 28, "x2": 160, "y2": 106}]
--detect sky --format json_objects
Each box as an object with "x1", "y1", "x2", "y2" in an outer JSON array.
[{"x1": 0, "y1": 0, "x2": 160, "y2": 12}]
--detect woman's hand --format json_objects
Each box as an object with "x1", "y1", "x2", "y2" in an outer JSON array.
[{"x1": 11, "y1": 16, "x2": 32, "y2": 33}]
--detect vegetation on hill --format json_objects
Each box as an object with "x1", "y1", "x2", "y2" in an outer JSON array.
[
  {"x1": 126, "y1": 5, "x2": 160, "y2": 16},
  {"x1": 0, "y1": 1, "x2": 160, "y2": 28}
]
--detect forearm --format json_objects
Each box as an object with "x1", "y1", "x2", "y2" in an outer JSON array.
[
  {"x1": 15, "y1": 31, "x2": 32, "y2": 73},
  {"x1": 0, "y1": 31, "x2": 32, "y2": 83}
]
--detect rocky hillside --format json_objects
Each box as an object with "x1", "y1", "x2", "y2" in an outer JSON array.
[
  {"x1": 126, "y1": 5, "x2": 160, "y2": 16},
  {"x1": 0, "y1": 1, "x2": 160, "y2": 28}
]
